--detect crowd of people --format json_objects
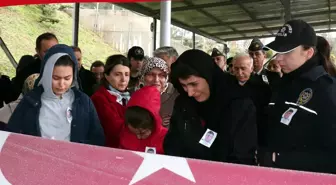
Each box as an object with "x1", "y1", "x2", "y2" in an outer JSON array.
[{"x1": 1, "y1": 19, "x2": 336, "y2": 175}]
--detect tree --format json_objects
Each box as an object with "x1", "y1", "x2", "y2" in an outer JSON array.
[{"x1": 38, "y1": 4, "x2": 60, "y2": 24}]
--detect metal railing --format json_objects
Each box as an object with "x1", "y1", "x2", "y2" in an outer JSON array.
[{"x1": 0, "y1": 37, "x2": 17, "y2": 68}]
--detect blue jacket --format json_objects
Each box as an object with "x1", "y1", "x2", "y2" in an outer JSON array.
[
  {"x1": 7, "y1": 44, "x2": 105, "y2": 146},
  {"x1": 7, "y1": 86, "x2": 105, "y2": 146}
]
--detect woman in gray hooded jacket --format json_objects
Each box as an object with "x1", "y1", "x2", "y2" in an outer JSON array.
[{"x1": 7, "y1": 44, "x2": 105, "y2": 146}]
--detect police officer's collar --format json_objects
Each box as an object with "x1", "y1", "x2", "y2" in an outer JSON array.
[
  {"x1": 282, "y1": 54, "x2": 326, "y2": 82},
  {"x1": 256, "y1": 68, "x2": 264, "y2": 75},
  {"x1": 300, "y1": 66, "x2": 328, "y2": 82}
]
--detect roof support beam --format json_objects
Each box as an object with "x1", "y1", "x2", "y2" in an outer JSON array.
[
  {"x1": 223, "y1": 29, "x2": 336, "y2": 41},
  {"x1": 280, "y1": 0, "x2": 292, "y2": 22},
  {"x1": 182, "y1": 0, "x2": 246, "y2": 37},
  {"x1": 233, "y1": 0, "x2": 274, "y2": 35},
  {"x1": 214, "y1": 20, "x2": 336, "y2": 36},
  {"x1": 328, "y1": 0, "x2": 331, "y2": 30},
  {"x1": 195, "y1": 9, "x2": 336, "y2": 29},
  {"x1": 157, "y1": 0, "x2": 265, "y2": 13},
  {"x1": 114, "y1": 2, "x2": 224, "y2": 43}
]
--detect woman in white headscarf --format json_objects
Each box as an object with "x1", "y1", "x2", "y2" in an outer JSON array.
[{"x1": 137, "y1": 57, "x2": 179, "y2": 128}]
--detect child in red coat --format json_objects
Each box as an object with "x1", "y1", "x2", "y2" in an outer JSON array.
[{"x1": 119, "y1": 86, "x2": 168, "y2": 154}]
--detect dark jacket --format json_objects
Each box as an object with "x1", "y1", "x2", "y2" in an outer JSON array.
[
  {"x1": 79, "y1": 66, "x2": 96, "y2": 97},
  {"x1": 8, "y1": 55, "x2": 40, "y2": 103},
  {"x1": 238, "y1": 74, "x2": 272, "y2": 146},
  {"x1": 6, "y1": 86, "x2": 104, "y2": 146},
  {"x1": 259, "y1": 54, "x2": 336, "y2": 174},
  {"x1": 6, "y1": 44, "x2": 104, "y2": 147},
  {"x1": 164, "y1": 49, "x2": 257, "y2": 165},
  {"x1": 256, "y1": 69, "x2": 281, "y2": 91},
  {"x1": 0, "y1": 75, "x2": 12, "y2": 108}
]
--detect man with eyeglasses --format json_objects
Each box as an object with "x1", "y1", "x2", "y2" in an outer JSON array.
[{"x1": 258, "y1": 19, "x2": 336, "y2": 174}]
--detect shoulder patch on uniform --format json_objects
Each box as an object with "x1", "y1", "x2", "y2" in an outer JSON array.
[{"x1": 297, "y1": 88, "x2": 313, "y2": 105}]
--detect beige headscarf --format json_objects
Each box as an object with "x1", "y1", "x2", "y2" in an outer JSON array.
[
  {"x1": 136, "y1": 57, "x2": 169, "y2": 92},
  {"x1": 22, "y1": 73, "x2": 40, "y2": 94}
]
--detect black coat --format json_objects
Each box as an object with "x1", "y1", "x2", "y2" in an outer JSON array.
[
  {"x1": 0, "y1": 75, "x2": 12, "y2": 108},
  {"x1": 238, "y1": 75, "x2": 272, "y2": 146},
  {"x1": 259, "y1": 54, "x2": 336, "y2": 174},
  {"x1": 9, "y1": 55, "x2": 40, "y2": 102},
  {"x1": 6, "y1": 86, "x2": 105, "y2": 147},
  {"x1": 164, "y1": 93, "x2": 257, "y2": 165},
  {"x1": 164, "y1": 49, "x2": 257, "y2": 165},
  {"x1": 255, "y1": 69, "x2": 281, "y2": 91},
  {"x1": 78, "y1": 66, "x2": 96, "y2": 97}
]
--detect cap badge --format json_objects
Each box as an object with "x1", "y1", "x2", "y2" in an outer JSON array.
[
  {"x1": 276, "y1": 24, "x2": 293, "y2": 37},
  {"x1": 135, "y1": 48, "x2": 143, "y2": 55}
]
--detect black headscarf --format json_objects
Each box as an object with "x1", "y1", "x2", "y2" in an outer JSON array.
[{"x1": 170, "y1": 49, "x2": 246, "y2": 119}]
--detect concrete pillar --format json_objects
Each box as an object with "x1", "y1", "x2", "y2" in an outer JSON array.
[
  {"x1": 152, "y1": 18, "x2": 157, "y2": 51},
  {"x1": 160, "y1": 0, "x2": 171, "y2": 46},
  {"x1": 73, "y1": 3, "x2": 80, "y2": 47}
]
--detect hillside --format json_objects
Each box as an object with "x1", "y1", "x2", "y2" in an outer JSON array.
[{"x1": 0, "y1": 5, "x2": 120, "y2": 78}]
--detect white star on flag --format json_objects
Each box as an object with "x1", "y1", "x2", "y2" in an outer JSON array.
[{"x1": 129, "y1": 152, "x2": 196, "y2": 185}]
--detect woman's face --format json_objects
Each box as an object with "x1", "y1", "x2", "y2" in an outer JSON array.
[
  {"x1": 105, "y1": 64, "x2": 130, "y2": 91},
  {"x1": 179, "y1": 75, "x2": 210, "y2": 102},
  {"x1": 144, "y1": 68, "x2": 167, "y2": 92},
  {"x1": 52, "y1": 65, "x2": 73, "y2": 97}
]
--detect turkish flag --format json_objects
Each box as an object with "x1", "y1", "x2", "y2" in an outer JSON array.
[{"x1": 0, "y1": 131, "x2": 336, "y2": 185}]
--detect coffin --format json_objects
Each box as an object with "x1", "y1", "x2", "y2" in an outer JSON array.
[{"x1": 0, "y1": 131, "x2": 335, "y2": 185}]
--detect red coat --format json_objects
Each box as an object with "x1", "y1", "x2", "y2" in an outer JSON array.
[
  {"x1": 91, "y1": 86, "x2": 126, "y2": 148},
  {"x1": 119, "y1": 86, "x2": 168, "y2": 154}
]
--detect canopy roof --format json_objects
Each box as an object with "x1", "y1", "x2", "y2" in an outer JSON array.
[{"x1": 116, "y1": 0, "x2": 336, "y2": 43}]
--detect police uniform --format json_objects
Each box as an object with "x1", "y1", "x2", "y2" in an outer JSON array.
[
  {"x1": 127, "y1": 46, "x2": 145, "y2": 93},
  {"x1": 211, "y1": 48, "x2": 227, "y2": 71},
  {"x1": 211, "y1": 48, "x2": 225, "y2": 58},
  {"x1": 259, "y1": 19, "x2": 336, "y2": 174},
  {"x1": 248, "y1": 38, "x2": 281, "y2": 90}
]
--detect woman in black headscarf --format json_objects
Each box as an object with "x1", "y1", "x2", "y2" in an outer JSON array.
[{"x1": 163, "y1": 49, "x2": 257, "y2": 165}]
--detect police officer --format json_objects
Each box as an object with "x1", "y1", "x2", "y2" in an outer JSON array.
[
  {"x1": 211, "y1": 48, "x2": 227, "y2": 71},
  {"x1": 226, "y1": 57, "x2": 234, "y2": 75},
  {"x1": 259, "y1": 19, "x2": 336, "y2": 174},
  {"x1": 248, "y1": 38, "x2": 280, "y2": 89}
]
